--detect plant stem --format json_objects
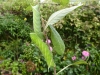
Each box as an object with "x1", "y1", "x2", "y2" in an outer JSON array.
[
  {"x1": 54, "y1": 66, "x2": 56, "y2": 75},
  {"x1": 30, "y1": 72, "x2": 32, "y2": 75}
]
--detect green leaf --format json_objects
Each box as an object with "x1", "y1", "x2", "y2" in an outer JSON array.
[
  {"x1": 57, "y1": 64, "x2": 72, "y2": 75},
  {"x1": 32, "y1": 5, "x2": 43, "y2": 39},
  {"x1": 49, "y1": 25, "x2": 65, "y2": 55},
  {"x1": 72, "y1": 60, "x2": 88, "y2": 65},
  {"x1": 30, "y1": 33, "x2": 55, "y2": 68},
  {"x1": 57, "y1": 60, "x2": 87, "y2": 75},
  {"x1": 44, "y1": 3, "x2": 82, "y2": 30},
  {"x1": 52, "y1": 0, "x2": 69, "y2": 6}
]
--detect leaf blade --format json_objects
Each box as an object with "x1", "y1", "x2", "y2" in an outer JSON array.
[
  {"x1": 32, "y1": 5, "x2": 43, "y2": 38},
  {"x1": 72, "y1": 60, "x2": 88, "y2": 65},
  {"x1": 30, "y1": 33, "x2": 55, "y2": 68},
  {"x1": 57, "y1": 60, "x2": 87, "y2": 75},
  {"x1": 49, "y1": 25, "x2": 65, "y2": 55},
  {"x1": 45, "y1": 3, "x2": 82, "y2": 30}
]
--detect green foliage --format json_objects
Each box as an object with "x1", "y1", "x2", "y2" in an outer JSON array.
[
  {"x1": 0, "y1": 1, "x2": 36, "y2": 74},
  {"x1": 32, "y1": 4, "x2": 43, "y2": 39},
  {"x1": 45, "y1": 3, "x2": 82, "y2": 30},
  {"x1": 32, "y1": 5, "x2": 41, "y2": 32},
  {"x1": 18, "y1": 42, "x2": 48, "y2": 75},
  {"x1": 0, "y1": 39, "x2": 22, "y2": 59},
  {"x1": 57, "y1": 60, "x2": 87, "y2": 75},
  {"x1": 72, "y1": 60, "x2": 87, "y2": 65},
  {"x1": 30, "y1": 33, "x2": 55, "y2": 68},
  {"x1": 52, "y1": 0, "x2": 69, "y2": 6},
  {"x1": 49, "y1": 25, "x2": 65, "y2": 55},
  {"x1": 56, "y1": 2, "x2": 100, "y2": 49},
  {"x1": 39, "y1": 1, "x2": 100, "y2": 75},
  {"x1": 0, "y1": 59, "x2": 27, "y2": 75},
  {"x1": 0, "y1": 13, "x2": 31, "y2": 41},
  {"x1": 0, "y1": 0, "x2": 100, "y2": 75},
  {"x1": 40, "y1": 4, "x2": 59, "y2": 21},
  {"x1": 0, "y1": 41, "x2": 44, "y2": 75},
  {"x1": 0, "y1": 0, "x2": 34, "y2": 25},
  {"x1": 0, "y1": 0, "x2": 34, "y2": 15},
  {"x1": 19, "y1": 42, "x2": 38, "y2": 61},
  {"x1": 30, "y1": 3, "x2": 82, "y2": 70},
  {"x1": 86, "y1": 46, "x2": 100, "y2": 75},
  {"x1": 63, "y1": 44, "x2": 100, "y2": 75}
]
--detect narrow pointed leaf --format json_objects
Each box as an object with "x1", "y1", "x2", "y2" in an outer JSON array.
[
  {"x1": 57, "y1": 64, "x2": 72, "y2": 75},
  {"x1": 49, "y1": 25, "x2": 65, "y2": 55},
  {"x1": 30, "y1": 33, "x2": 55, "y2": 68},
  {"x1": 32, "y1": 5, "x2": 43, "y2": 38},
  {"x1": 72, "y1": 60, "x2": 88, "y2": 65},
  {"x1": 45, "y1": 3, "x2": 82, "y2": 30},
  {"x1": 57, "y1": 60, "x2": 87, "y2": 75}
]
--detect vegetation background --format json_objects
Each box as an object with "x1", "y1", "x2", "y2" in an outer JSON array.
[{"x1": 0, "y1": 0, "x2": 100, "y2": 75}]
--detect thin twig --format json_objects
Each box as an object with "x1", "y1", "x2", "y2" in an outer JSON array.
[
  {"x1": 56, "y1": 64, "x2": 72, "y2": 75},
  {"x1": 54, "y1": 66, "x2": 56, "y2": 75}
]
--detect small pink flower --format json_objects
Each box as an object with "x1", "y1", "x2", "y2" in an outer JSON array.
[
  {"x1": 82, "y1": 51, "x2": 90, "y2": 57},
  {"x1": 82, "y1": 56, "x2": 86, "y2": 60},
  {"x1": 49, "y1": 46, "x2": 53, "y2": 51},
  {"x1": 72, "y1": 56, "x2": 76, "y2": 61},
  {"x1": 46, "y1": 39, "x2": 51, "y2": 44}
]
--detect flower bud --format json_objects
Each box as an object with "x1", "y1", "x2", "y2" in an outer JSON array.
[
  {"x1": 49, "y1": 46, "x2": 53, "y2": 51},
  {"x1": 46, "y1": 39, "x2": 51, "y2": 44},
  {"x1": 72, "y1": 56, "x2": 76, "y2": 61}
]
